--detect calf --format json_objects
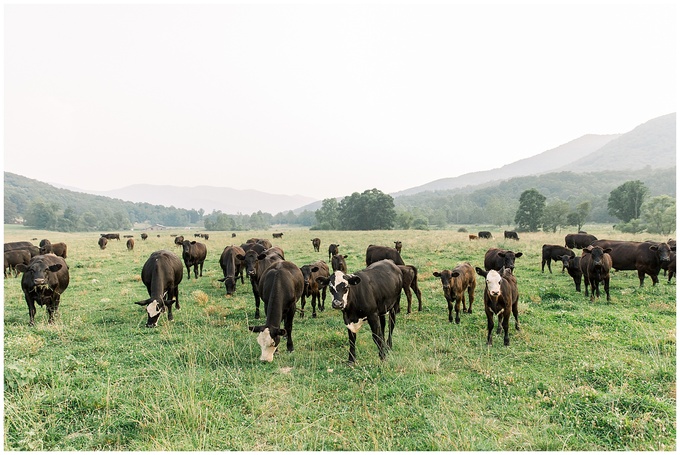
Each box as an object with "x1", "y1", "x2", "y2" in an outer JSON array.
[
  {"x1": 4, "y1": 249, "x2": 31, "y2": 278},
  {"x1": 468, "y1": 234, "x2": 478, "y2": 241},
  {"x1": 98, "y1": 236, "x2": 108, "y2": 250},
  {"x1": 433, "y1": 262, "x2": 476, "y2": 324},
  {"x1": 504, "y1": 230, "x2": 519, "y2": 241},
  {"x1": 126, "y1": 238, "x2": 135, "y2": 251},
  {"x1": 475, "y1": 267, "x2": 520, "y2": 346},
  {"x1": 579, "y1": 245, "x2": 612, "y2": 301},
  {"x1": 398, "y1": 264, "x2": 423, "y2": 314},
  {"x1": 565, "y1": 233, "x2": 597, "y2": 249},
  {"x1": 328, "y1": 243, "x2": 340, "y2": 261},
  {"x1": 560, "y1": 255, "x2": 582, "y2": 292},
  {"x1": 478, "y1": 231, "x2": 493, "y2": 239},
  {"x1": 181, "y1": 240, "x2": 207, "y2": 279},
  {"x1": 141, "y1": 233, "x2": 148, "y2": 241},
  {"x1": 394, "y1": 241, "x2": 402, "y2": 253},
  {"x1": 541, "y1": 244, "x2": 575, "y2": 273},
  {"x1": 331, "y1": 254, "x2": 348, "y2": 273},
  {"x1": 133, "y1": 250, "x2": 183, "y2": 327},
  {"x1": 272, "y1": 232, "x2": 284, "y2": 239},
  {"x1": 316, "y1": 259, "x2": 402, "y2": 365},
  {"x1": 218, "y1": 245, "x2": 246, "y2": 296},
  {"x1": 299, "y1": 260, "x2": 330, "y2": 317},
  {"x1": 16, "y1": 254, "x2": 70, "y2": 325},
  {"x1": 484, "y1": 248, "x2": 523, "y2": 272},
  {"x1": 311, "y1": 238, "x2": 321, "y2": 252},
  {"x1": 365, "y1": 244, "x2": 405, "y2": 266},
  {"x1": 249, "y1": 261, "x2": 304, "y2": 362},
  {"x1": 592, "y1": 239, "x2": 674, "y2": 286}
]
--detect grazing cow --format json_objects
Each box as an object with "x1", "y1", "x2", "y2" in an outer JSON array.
[
  {"x1": 316, "y1": 259, "x2": 403, "y2": 365},
  {"x1": 194, "y1": 233, "x2": 202, "y2": 238},
  {"x1": 580, "y1": 245, "x2": 612, "y2": 301},
  {"x1": 237, "y1": 247, "x2": 284, "y2": 318},
  {"x1": 365, "y1": 244, "x2": 405, "y2": 266},
  {"x1": 394, "y1": 241, "x2": 402, "y2": 253},
  {"x1": 484, "y1": 248, "x2": 523, "y2": 272},
  {"x1": 141, "y1": 233, "x2": 148, "y2": 241},
  {"x1": 504, "y1": 231, "x2": 519, "y2": 241},
  {"x1": 272, "y1": 232, "x2": 284, "y2": 239},
  {"x1": 4, "y1": 249, "x2": 31, "y2": 278},
  {"x1": 231, "y1": 233, "x2": 237, "y2": 238},
  {"x1": 241, "y1": 242, "x2": 266, "y2": 255},
  {"x1": 248, "y1": 261, "x2": 304, "y2": 362},
  {"x1": 560, "y1": 255, "x2": 583, "y2": 292},
  {"x1": 433, "y1": 262, "x2": 476, "y2": 324},
  {"x1": 16, "y1": 254, "x2": 70, "y2": 326},
  {"x1": 468, "y1": 234, "x2": 478, "y2": 241},
  {"x1": 311, "y1": 238, "x2": 321, "y2": 252},
  {"x1": 124, "y1": 235, "x2": 134, "y2": 238},
  {"x1": 98, "y1": 236, "x2": 108, "y2": 250},
  {"x1": 201, "y1": 233, "x2": 210, "y2": 240},
  {"x1": 101, "y1": 233, "x2": 120, "y2": 241},
  {"x1": 247, "y1": 238, "x2": 273, "y2": 249},
  {"x1": 398, "y1": 264, "x2": 423, "y2": 314},
  {"x1": 181, "y1": 240, "x2": 207, "y2": 279},
  {"x1": 127, "y1": 238, "x2": 135, "y2": 251},
  {"x1": 565, "y1": 233, "x2": 597, "y2": 249},
  {"x1": 38, "y1": 239, "x2": 51, "y2": 254},
  {"x1": 5, "y1": 241, "x2": 35, "y2": 252},
  {"x1": 328, "y1": 243, "x2": 340, "y2": 261},
  {"x1": 218, "y1": 245, "x2": 246, "y2": 296},
  {"x1": 38, "y1": 239, "x2": 67, "y2": 258},
  {"x1": 331, "y1": 254, "x2": 348, "y2": 273},
  {"x1": 592, "y1": 239, "x2": 675, "y2": 286},
  {"x1": 475, "y1": 267, "x2": 520, "y2": 346},
  {"x1": 174, "y1": 235, "x2": 185, "y2": 246},
  {"x1": 541, "y1": 244, "x2": 575, "y2": 273},
  {"x1": 299, "y1": 260, "x2": 330, "y2": 318},
  {"x1": 133, "y1": 250, "x2": 183, "y2": 328},
  {"x1": 478, "y1": 231, "x2": 493, "y2": 239}
]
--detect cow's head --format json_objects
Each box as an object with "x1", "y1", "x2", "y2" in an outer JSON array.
[
  {"x1": 134, "y1": 296, "x2": 173, "y2": 328},
  {"x1": 476, "y1": 266, "x2": 503, "y2": 303},
  {"x1": 582, "y1": 246, "x2": 611, "y2": 269},
  {"x1": 248, "y1": 325, "x2": 287, "y2": 362},
  {"x1": 16, "y1": 260, "x2": 63, "y2": 289},
  {"x1": 317, "y1": 270, "x2": 359, "y2": 310},
  {"x1": 218, "y1": 275, "x2": 236, "y2": 296},
  {"x1": 300, "y1": 265, "x2": 320, "y2": 290},
  {"x1": 331, "y1": 254, "x2": 348, "y2": 273},
  {"x1": 651, "y1": 243, "x2": 673, "y2": 265},
  {"x1": 236, "y1": 250, "x2": 260, "y2": 277},
  {"x1": 432, "y1": 270, "x2": 453, "y2": 292},
  {"x1": 497, "y1": 250, "x2": 522, "y2": 271}
]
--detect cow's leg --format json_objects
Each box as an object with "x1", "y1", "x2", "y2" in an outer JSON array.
[
  {"x1": 413, "y1": 281, "x2": 423, "y2": 311},
  {"x1": 496, "y1": 313, "x2": 503, "y2": 334},
  {"x1": 320, "y1": 286, "x2": 326, "y2": 312},
  {"x1": 650, "y1": 273, "x2": 659, "y2": 286},
  {"x1": 47, "y1": 296, "x2": 59, "y2": 324},
  {"x1": 284, "y1": 306, "x2": 295, "y2": 353},
  {"x1": 604, "y1": 276, "x2": 611, "y2": 301},
  {"x1": 512, "y1": 301, "x2": 520, "y2": 331},
  {"x1": 198, "y1": 262, "x2": 203, "y2": 278},
  {"x1": 387, "y1": 308, "x2": 396, "y2": 349},
  {"x1": 467, "y1": 286, "x2": 474, "y2": 314},
  {"x1": 347, "y1": 329, "x2": 357, "y2": 366},
  {"x1": 250, "y1": 277, "x2": 261, "y2": 319},
  {"x1": 403, "y1": 284, "x2": 412, "y2": 314},
  {"x1": 541, "y1": 259, "x2": 546, "y2": 273},
  {"x1": 167, "y1": 302, "x2": 174, "y2": 321},
  {"x1": 174, "y1": 286, "x2": 181, "y2": 310},
  {"x1": 311, "y1": 292, "x2": 318, "y2": 318},
  {"x1": 637, "y1": 270, "x2": 646, "y2": 287},
  {"x1": 186, "y1": 265, "x2": 191, "y2": 280},
  {"x1": 575, "y1": 274, "x2": 582, "y2": 293},
  {"x1": 486, "y1": 310, "x2": 494, "y2": 346},
  {"x1": 299, "y1": 294, "x2": 306, "y2": 318},
  {"x1": 447, "y1": 296, "x2": 454, "y2": 323},
  {"x1": 547, "y1": 260, "x2": 553, "y2": 274},
  {"x1": 454, "y1": 296, "x2": 461, "y2": 324},
  {"x1": 502, "y1": 309, "x2": 511, "y2": 346},
  {"x1": 25, "y1": 295, "x2": 37, "y2": 326},
  {"x1": 368, "y1": 315, "x2": 387, "y2": 360},
  {"x1": 193, "y1": 264, "x2": 199, "y2": 279}
]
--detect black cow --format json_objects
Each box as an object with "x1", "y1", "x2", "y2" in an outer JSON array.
[
  {"x1": 433, "y1": 262, "x2": 476, "y2": 324},
  {"x1": 317, "y1": 259, "x2": 402, "y2": 365},
  {"x1": 272, "y1": 232, "x2": 284, "y2": 239},
  {"x1": 311, "y1": 238, "x2": 321, "y2": 252},
  {"x1": 237, "y1": 247, "x2": 284, "y2": 318},
  {"x1": 181, "y1": 240, "x2": 207, "y2": 279},
  {"x1": 592, "y1": 239, "x2": 674, "y2": 286},
  {"x1": 4, "y1": 241, "x2": 35, "y2": 252},
  {"x1": 299, "y1": 260, "x2": 330, "y2": 318},
  {"x1": 475, "y1": 267, "x2": 520, "y2": 346},
  {"x1": 98, "y1": 236, "x2": 108, "y2": 250},
  {"x1": 16, "y1": 254, "x2": 70, "y2": 326},
  {"x1": 365, "y1": 244, "x2": 405, "y2": 266},
  {"x1": 134, "y1": 250, "x2": 183, "y2": 328},
  {"x1": 580, "y1": 245, "x2": 612, "y2": 301},
  {"x1": 541, "y1": 244, "x2": 575, "y2": 273},
  {"x1": 101, "y1": 233, "x2": 120, "y2": 241},
  {"x1": 249, "y1": 261, "x2": 304, "y2": 362},
  {"x1": 328, "y1": 243, "x2": 340, "y2": 261},
  {"x1": 484, "y1": 248, "x2": 523, "y2": 272},
  {"x1": 478, "y1": 231, "x2": 493, "y2": 239},
  {"x1": 218, "y1": 245, "x2": 246, "y2": 296},
  {"x1": 394, "y1": 241, "x2": 403, "y2": 253},
  {"x1": 4, "y1": 249, "x2": 31, "y2": 278},
  {"x1": 560, "y1": 255, "x2": 583, "y2": 292},
  {"x1": 124, "y1": 235, "x2": 134, "y2": 238},
  {"x1": 126, "y1": 238, "x2": 135, "y2": 251},
  {"x1": 141, "y1": 233, "x2": 148, "y2": 241},
  {"x1": 504, "y1": 231, "x2": 519, "y2": 241},
  {"x1": 331, "y1": 254, "x2": 348, "y2": 273},
  {"x1": 39, "y1": 239, "x2": 67, "y2": 257},
  {"x1": 398, "y1": 264, "x2": 423, "y2": 314},
  {"x1": 668, "y1": 252, "x2": 676, "y2": 283},
  {"x1": 565, "y1": 233, "x2": 597, "y2": 249}
]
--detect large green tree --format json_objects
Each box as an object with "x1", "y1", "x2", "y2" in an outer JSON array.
[
  {"x1": 607, "y1": 180, "x2": 649, "y2": 222},
  {"x1": 542, "y1": 200, "x2": 570, "y2": 233},
  {"x1": 566, "y1": 201, "x2": 592, "y2": 231},
  {"x1": 514, "y1": 188, "x2": 546, "y2": 231},
  {"x1": 336, "y1": 188, "x2": 396, "y2": 230},
  {"x1": 642, "y1": 195, "x2": 676, "y2": 235},
  {"x1": 314, "y1": 198, "x2": 340, "y2": 230}
]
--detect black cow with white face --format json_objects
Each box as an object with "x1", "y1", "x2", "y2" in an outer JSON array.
[
  {"x1": 134, "y1": 250, "x2": 183, "y2": 328},
  {"x1": 316, "y1": 259, "x2": 402, "y2": 365},
  {"x1": 16, "y1": 254, "x2": 70, "y2": 326}
]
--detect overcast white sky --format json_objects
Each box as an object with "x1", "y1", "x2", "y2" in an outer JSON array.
[{"x1": 3, "y1": 1, "x2": 677, "y2": 200}]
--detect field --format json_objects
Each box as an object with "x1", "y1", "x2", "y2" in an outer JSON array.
[{"x1": 3, "y1": 225, "x2": 676, "y2": 450}]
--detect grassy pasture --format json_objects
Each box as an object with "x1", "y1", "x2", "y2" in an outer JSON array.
[{"x1": 3, "y1": 225, "x2": 676, "y2": 450}]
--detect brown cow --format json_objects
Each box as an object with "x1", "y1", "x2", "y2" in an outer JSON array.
[
  {"x1": 272, "y1": 232, "x2": 284, "y2": 239},
  {"x1": 331, "y1": 254, "x2": 348, "y2": 273},
  {"x1": 398, "y1": 264, "x2": 423, "y2": 314},
  {"x1": 300, "y1": 260, "x2": 330, "y2": 318},
  {"x1": 181, "y1": 240, "x2": 207, "y2": 279},
  {"x1": 592, "y1": 239, "x2": 674, "y2": 286},
  {"x1": 433, "y1": 262, "x2": 476, "y2": 324},
  {"x1": 394, "y1": 241, "x2": 402, "y2": 253},
  {"x1": 468, "y1": 234, "x2": 478, "y2": 241},
  {"x1": 580, "y1": 245, "x2": 612, "y2": 301},
  {"x1": 4, "y1": 249, "x2": 31, "y2": 278},
  {"x1": 328, "y1": 243, "x2": 340, "y2": 261},
  {"x1": 141, "y1": 233, "x2": 148, "y2": 240},
  {"x1": 311, "y1": 238, "x2": 321, "y2": 252},
  {"x1": 565, "y1": 233, "x2": 597, "y2": 249},
  {"x1": 475, "y1": 267, "x2": 520, "y2": 346},
  {"x1": 127, "y1": 238, "x2": 135, "y2": 251},
  {"x1": 98, "y1": 236, "x2": 108, "y2": 250}
]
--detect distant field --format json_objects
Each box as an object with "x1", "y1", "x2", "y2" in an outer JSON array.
[{"x1": 3, "y1": 225, "x2": 676, "y2": 450}]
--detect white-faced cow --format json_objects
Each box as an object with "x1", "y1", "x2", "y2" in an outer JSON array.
[
  {"x1": 299, "y1": 260, "x2": 330, "y2": 318},
  {"x1": 237, "y1": 247, "x2": 284, "y2": 318},
  {"x1": 541, "y1": 244, "x2": 575, "y2": 273},
  {"x1": 433, "y1": 262, "x2": 476, "y2": 324},
  {"x1": 218, "y1": 245, "x2": 246, "y2": 296},
  {"x1": 484, "y1": 248, "x2": 523, "y2": 272},
  {"x1": 579, "y1": 245, "x2": 612, "y2": 301},
  {"x1": 16, "y1": 254, "x2": 70, "y2": 326},
  {"x1": 592, "y1": 239, "x2": 674, "y2": 286},
  {"x1": 249, "y1": 260, "x2": 304, "y2": 362},
  {"x1": 181, "y1": 240, "x2": 207, "y2": 279},
  {"x1": 316, "y1": 259, "x2": 402, "y2": 365},
  {"x1": 134, "y1": 250, "x2": 183, "y2": 328},
  {"x1": 475, "y1": 267, "x2": 520, "y2": 346}
]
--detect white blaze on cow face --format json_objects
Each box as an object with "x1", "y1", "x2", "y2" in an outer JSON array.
[
  {"x1": 485, "y1": 270, "x2": 503, "y2": 301},
  {"x1": 346, "y1": 317, "x2": 368, "y2": 333},
  {"x1": 146, "y1": 299, "x2": 163, "y2": 318},
  {"x1": 329, "y1": 271, "x2": 350, "y2": 310},
  {"x1": 256, "y1": 328, "x2": 278, "y2": 362}
]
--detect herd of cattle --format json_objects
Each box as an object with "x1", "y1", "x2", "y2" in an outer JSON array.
[{"x1": 4, "y1": 231, "x2": 676, "y2": 365}]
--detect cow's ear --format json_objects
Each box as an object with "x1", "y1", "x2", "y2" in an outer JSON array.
[
  {"x1": 48, "y1": 264, "x2": 63, "y2": 272},
  {"x1": 432, "y1": 271, "x2": 441, "y2": 277},
  {"x1": 236, "y1": 254, "x2": 245, "y2": 260},
  {"x1": 650, "y1": 245, "x2": 659, "y2": 251},
  {"x1": 452, "y1": 271, "x2": 461, "y2": 278},
  {"x1": 217, "y1": 277, "x2": 226, "y2": 282},
  {"x1": 343, "y1": 255, "x2": 348, "y2": 259},
  {"x1": 311, "y1": 266, "x2": 319, "y2": 273},
  {"x1": 15, "y1": 264, "x2": 28, "y2": 273},
  {"x1": 191, "y1": 241, "x2": 197, "y2": 245},
  {"x1": 315, "y1": 276, "x2": 330, "y2": 286},
  {"x1": 249, "y1": 325, "x2": 265, "y2": 333},
  {"x1": 475, "y1": 267, "x2": 487, "y2": 277},
  {"x1": 582, "y1": 248, "x2": 592, "y2": 255},
  {"x1": 347, "y1": 275, "x2": 361, "y2": 285},
  {"x1": 603, "y1": 248, "x2": 612, "y2": 254},
  {"x1": 134, "y1": 298, "x2": 152, "y2": 306},
  {"x1": 257, "y1": 253, "x2": 267, "y2": 260},
  {"x1": 514, "y1": 252, "x2": 523, "y2": 258}
]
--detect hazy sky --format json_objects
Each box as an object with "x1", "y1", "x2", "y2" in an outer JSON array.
[{"x1": 4, "y1": 1, "x2": 677, "y2": 200}]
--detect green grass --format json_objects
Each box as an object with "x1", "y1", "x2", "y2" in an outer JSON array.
[{"x1": 3, "y1": 225, "x2": 676, "y2": 450}]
